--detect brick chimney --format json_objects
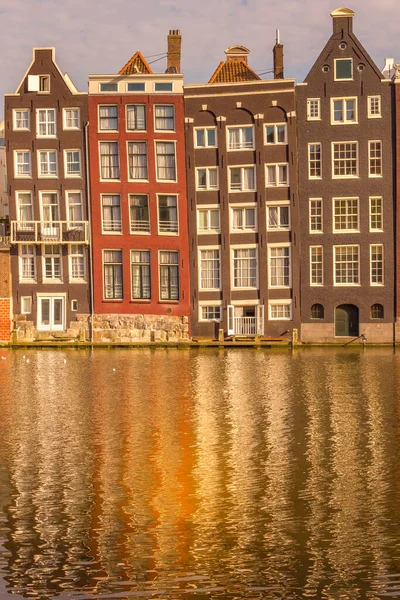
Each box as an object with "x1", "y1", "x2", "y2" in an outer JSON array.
[
  {"x1": 166, "y1": 30, "x2": 181, "y2": 73},
  {"x1": 331, "y1": 7, "x2": 354, "y2": 35},
  {"x1": 273, "y1": 30, "x2": 284, "y2": 79}
]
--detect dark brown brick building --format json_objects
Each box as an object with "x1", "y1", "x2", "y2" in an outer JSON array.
[
  {"x1": 184, "y1": 44, "x2": 300, "y2": 339},
  {"x1": 297, "y1": 8, "x2": 395, "y2": 343},
  {"x1": 5, "y1": 48, "x2": 90, "y2": 340}
]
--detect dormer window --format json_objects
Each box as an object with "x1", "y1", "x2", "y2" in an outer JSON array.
[
  {"x1": 27, "y1": 74, "x2": 50, "y2": 92},
  {"x1": 39, "y1": 75, "x2": 50, "y2": 92},
  {"x1": 334, "y1": 58, "x2": 353, "y2": 80}
]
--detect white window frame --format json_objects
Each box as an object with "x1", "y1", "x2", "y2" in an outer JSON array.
[
  {"x1": 127, "y1": 141, "x2": 148, "y2": 181},
  {"x1": 66, "y1": 191, "x2": 84, "y2": 226},
  {"x1": 333, "y1": 244, "x2": 360, "y2": 286},
  {"x1": 231, "y1": 245, "x2": 258, "y2": 290},
  {"x1": 228, "y1": 165, "x2": 256, "y2": 192},
  {"x1": 268, "y1": 300, "x2": 292, "y2": 321},
  {"x1": 64, "y1": 149, "x2": 82, "y2": 178},
  {"x1": 370, "y1": 244, "x2": 384, "y2": 286},
  {"x1": 230, "y1": 204, "x2": 257, "y2": 233},
  {"x1": 98, "y1": 104, "x2": 118, "y2": 132},
  {"x1": 13, "y1": 109, "x2": 30, "y2": 131},
  {"x1": 227, "y1": 125, "x2": 255, "y2": 151},
  {"x1": 334, "y1": 58, "x2": 353, "y2": 81},
  {"x1": 332, "y1": 197, "x2": 360, "y2": 233},
  {"x1": 307, "y1": 98, "x2": 321, "y2": 121},
  {"x1": 19, "y1": 245, "x2": 36, "y2": 282},
  {"x1": 332, "y1": 141, "x2": 359, "y2": 179},
  {"x1": 330, "y1": 97, "x2": 358, "y2": 125},
  {"x1": 266, "y1": 201, "x2": 290, "y2": 231},
  {"x1": 42, "y1": 244, "x2": 63, "y2": 283},
  {"x1": 21, "y1": 296, "x2": 32, "y2": 314},
  {"x1": 126, "y1": 104, "x2": 146, "y2": 131},
  {"x1": 39, "y1": 191, "x2": 60, "y2": 225},
  {"x1": 308, "y1": 143, "x2": 322, "y2": 179},
  {"x1": 368, "y1": 96, "x2": 382, "y2": 119},
  {"x1": 99, "y1": 82, "x2": 118, "y2": 93},
  {"x1": 130, "y1": 249, "x2": 151, "y2": 301},
  {"x1": 63, "y1": 108, "x2": 80, "y2": 130},
  {"x1": 369, "y1": 196, "x2": 383, "y2": 232},
  {"x1": 265, "y1": 163, "x2": 289, "y2": 187},
  {"x1": 69, "y1": 245, "x2": 86, "y2": 282},
  {"x1": 198, "y1": 246, "x2": 221, "y2": 291},
  {"x1": 199, "y1": 301, "x2": 223, "y2": 322},
  {"x1": 194, "y1": 127, "x2": 217, "y2": 149},
  {"x1": 103, "y1": 249, "x2": 123, "y2": 300},
  {"x1": 268, "y1": 243, "x2": 292, "y2": 289},
  {"x1": 99, "y1": 141, "x2": 120, "y2": 181},
  {"x1": 37, "y1": 294, "x2": 66, "y2": 332},
  {"x1": 37, "y1": 150, "x2": 58, "y2": 178},
  {"x1": 157, "y1": 194, "x2": 179, "y2": 235},
  {"x1": 264, "y1": 123, "x2": 287, "y2": 145},
  {"x1": 195, "y1": 167, "x2": 219, "y2": 191},
  {"x1": 129, "y1": 194, "x2": 150, "y2": 235},
  {"x1": 310, "y1": 245, "x2": 324, "y2": 286},
  {"x1": 101, "y1": 194, "x2": 122, "y2": 234},
  {"x1": 154, "y1": 104, "x2": 175, "y2": 131},
  {"x1": 309, "y1": 198, "x2": 323, "y2": 234},
  {"x1": 14, "y1": 150, "x2": 31, "y2": 178},
  {"x1": 36, "y1": 108, "x2": 56, "y2": 138},
  {"x1": 154, "y1": 140, "x2": 177, "y2": 182},
  {"x1": 197, "y1": 205, "x2": 220, "y2": 234},
  {"x1": 368, "y1": 140, "x2": 383, "y2": 178},
  {"x1": 38, "y1": 75, "x2": 50, "y2": 93}
]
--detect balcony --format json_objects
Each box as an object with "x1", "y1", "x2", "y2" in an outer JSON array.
[
  {"x1": 233, "y1": 316, "x2": 257, "y2": 336},
  {"x1": 11, "y1": 221, "x2": 89, "y2": 244}
]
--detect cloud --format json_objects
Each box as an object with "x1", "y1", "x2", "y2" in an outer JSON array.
[{"x1": 0, "y1": 0, "x2": 398, "y2": 118}]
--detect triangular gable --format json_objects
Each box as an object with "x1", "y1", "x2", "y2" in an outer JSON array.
[
  {"x1": 209, "y1": 59, "x2": 261, "y2": 84},
  {"x1": 119, "y1": 51, "x2": 153, "y2": 75}
]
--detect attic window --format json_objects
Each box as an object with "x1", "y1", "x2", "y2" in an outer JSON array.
[
  {"x1": 154, "y1": 82, "x2": 173, "y2": 92},
  {"x1": 339, "y1": 42, "x2": 347, "y2": 50},
  {"x1": 99, "y1": 82, "x2": 118, "y2": 92},
  {"x1": 127, "y1": 82, "x2": 146, "y2": 92},
  {"x1": 357, "y1": 64, "x2": 365, "y2": 72},
  {"x1": 39, "y1": 75, "x2": 50, "y2": 92},
  {"x1": 334, "y1": 58, "x2": 353, "y2": 80},
  {"x1": 322, "y1": 65, "x2": 330, "y2": 73}
]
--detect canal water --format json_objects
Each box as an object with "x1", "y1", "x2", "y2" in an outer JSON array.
[{"x1": 1, "y1": 348, "x2": 400, "y2": 599}]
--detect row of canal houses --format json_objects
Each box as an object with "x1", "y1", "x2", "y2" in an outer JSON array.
[{"x1": 2, "y1": 7, "x2": 400, "y2": 344}]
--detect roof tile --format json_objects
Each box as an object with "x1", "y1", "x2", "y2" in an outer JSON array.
[{"x1": 209, "y1": 59, "x2": 261, "y2": 84}]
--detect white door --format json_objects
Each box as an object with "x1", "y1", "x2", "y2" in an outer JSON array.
[
  {"x1": 227, "y1": 305, "x2": 234, "y2": 335},
  {"x1": 257, "y1": 304, "x2": 264, "y2": 335},
  {"x1": 38, "y1": 297, "x2": 65, "y2": 331}
]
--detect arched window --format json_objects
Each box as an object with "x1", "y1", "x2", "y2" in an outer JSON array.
[
  {"x1": 370, "y1": 303, "x2": 384, "y2": 319},
  {"x1": 311, "y1": 303, "x2": 324, "y2": 319}
]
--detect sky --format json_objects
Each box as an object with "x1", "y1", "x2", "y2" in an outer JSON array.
[{"x1": 0, "y1": 0, "x2": 399, "y2": 115}]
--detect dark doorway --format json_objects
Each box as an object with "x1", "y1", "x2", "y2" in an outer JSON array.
[{"x1": 335, "y1": 304, "x2": 359, "y2": 337}]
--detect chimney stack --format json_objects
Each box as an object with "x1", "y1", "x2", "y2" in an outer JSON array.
[
  {"x1": 166, "y1": 30, "x2": 181, "y2": 73},
  {"x1": 331, "y1": 7, "x2": 355, "y2": 35},
  {"x1": 273, "y1": 30, "x2": 284, "y2": 79}
]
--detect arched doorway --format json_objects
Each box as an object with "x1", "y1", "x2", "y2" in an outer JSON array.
[{"x1": 335, "y1": 304, "x2": 359, "y2": 337}]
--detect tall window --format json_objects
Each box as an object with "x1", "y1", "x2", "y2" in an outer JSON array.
[
  {"x1": 69, "y1": 245, "x2": 85, "y2": 280},
  {"x1": 63, "y1": 108, "x2": 80, "y2": 130},
  {"x1": 232, "y1": 248, "x2": 257, "y2": 288},
  {"x1": 20, "y1": 245, "x2": 36, "y2": 280},
  {"x1": 66, "y1": 192, "x2": 83, "y2": 224},
  {"x1": 37, "y1": 109, "x2": 56, "y2": 137},
  {"x1": 307, "y1": 99, "x2": 320, "y2": 120},
  {"x1": 309, "y1": 198, "x2": 323, "y2": 232},
  {"x1": 155, "y1": 142, "x2": 176, "y2": 180},
  {"x1": 155, "y1": 106, "x2": 174, "y2": 130},
  {"x1": 103, "y1": 250, "x2": 123, "y2": 299},
  {"x1": 332, "y1": 142, "x2": 358, "y2": 177},
  {"x1": 265, "y1": 123, "x2": 287, "y2": 144},
  {"x1": 14, "y1": 109, "x2": 30, "y2": 130},
  {"x1": 64, "y1": 150, "x2": 81, "y2": 177},
  {"x1": 129, "y1": 195, "x2": 150, "y2": 233},
  {"x1": 229, "y1": 166, "x2": 255, "y2": 191},
  {"x1": 199, "y1": 249, "x2": 220, "y2": 289},
  {"x1": 369, "y1": 197, "x2": 383, "y2": 231},
  {"x1": 269, "y1": 246, "x2": 291, "y2": 288},
  {"x1": 99, "y1": 142, "x2": 119, "y2": 179},
  {"x1": 40, "y1": 192, "x2": 59, "y2": 222},
  {"x1": 99, "y1": 106, "x2": 118, "y2": 131},
  {"x1": 196, "y1": 167, "x2": 218, "y2": 190},
  {"x1": 266, "y1": 164, "x2": 289, "y2": 186},
  {"x1": 43, "y1": 245, "x2": 62, "y2": 281},
  {"x1": 231, "y1": 206, "x2": 256, "y2": 232},
  {"x1": 15, "y1": 151, "x2": 31, "y2": 177},
  {"x1": 158, "y1": 196, "x2": 178, "y2": 233},
  {"x1": 38, "y1": 151, "x2": 57, "y2": 176},
  {"x1": 102, "y1": 195, "x2": 121, "y2": 233},
  {"x1": 368, "y1": 96, "x2": 381, "y2": 118},
  {"x1": 331, "y1": 98, "x2": 357, "y2": 124},
  {"x1": 195, "y1": 128, "x2": 217, "y2": 148},
  {"x1": 267, "y1": 204, "x2": 290, "y2": 230},
  {"x1": 370, "y1": 244, "x2": 384, "y2": 285},
  {"x1": 197, "y1": 208, "x2": 220, "y2": 233},
  {"x1": 128, "y1": 142, "x2": 148, "y2": 180},
  {"x1": 126, "y1": 105, "x2": 146, "y2": 130},
  {"x1": 17, "y1": 192, "x2": 33, "y2": 227},
  {"x1": 308, "y1": 144, "x2": 321, "y2": 178},
  {"x1": 131, "y1": 250, "x2": 151, "y2": 299},
  {"x1": 310, "y1": 246, "x2": 323, "y2": 285},
  {"x1": 369, "y1": 141, "x2": 382, "y2": 177},
  {"x1": 228, "y1": 126, "x2": 254, "y2": 150},
  {"x1": 334, "y1": 245, "x2": 359, "y2": 285},
  {"x1": 159, "y1": 251, "x2": 179, "y2": 300},
  {"x1": 333, "y1": 197, "x2": 359, "y2": 232}
]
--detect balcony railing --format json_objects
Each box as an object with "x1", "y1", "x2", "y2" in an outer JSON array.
[
  {"x1": 130, "y1": 220, "x2": 150, "y2": 233},
  {"x1": 11, "y1": 221, "x2": 89, "y2": 244},
  {"x1": 233, "y1": 316, "x2": 257, "y2": 336},
  {"x1": 159, "y1": 220, "x2": 178, "y2": 234}
]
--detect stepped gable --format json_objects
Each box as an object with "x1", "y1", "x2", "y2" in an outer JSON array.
[{"x1": 119, "y1": 51, "x2": 153, "y2": 75}]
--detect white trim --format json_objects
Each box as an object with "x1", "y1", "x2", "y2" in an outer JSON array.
[
  {"x1": 12, "y1": 108, "x2": 30, "y2": 131},
  {"x1": 265, "y1": 200, "x2": 290, "y2": 232},
  {"x1": 267, "y1": 243, "x2": 292, "y2": 290},
  {"x1": 153, "y1": 103, "x2": 175, "y2": 132},
  {"x1": 98, "y1": 104, "x2": 119, "y2": 133},
  {"x1": 330, "y1": 97, "x2": 358, "y2": 125},
  {"x1": 309, "y1": 245, "x2": 324, "y2": 286},
  {"x1": 331, "y1": 141, "x2": 359, "y2": 179},
  {"x1": 198, "y1": 245, "x2": 221, "y2": 291},
  {"x1": 264, "y1": 122, "x2": 288, "y2": 145},
  {"x1": 36, "y1": 107, "x2": 56, "y2": 139},
  {"x1": 370, "y1": 243, "x2": 384, "y2": 286},
  {"x1": 37, "y1": 149, "x2": 58, "y2": 178},
  {"x1": 128, "y1": 193, "x2": 151, "y2": 236},
  {"x1": 126, "y1": 140, "x2": 149, "y2": 182},
  {"x1": 265, "y1": 163, "x2": 289, "y2": 187},
  {"x1": 230, "y1": 203, "x2": 257, "y2": 233},
  {"x1": 68, "y1": 244, "x2": 87, "y2": 283},
  {"x1": 268, "y1": 299, "x2": 292, "y2": 321},
  {"x1": 98, "y1": 140, "x2": 120, "y2": 182},
  {"x1": 308, "y1": 143, "x2": 322, "y2": 179},
  {"x1": 367, "y1": 95, "x2": 382, "y2": 119},
  {"x1": 41, "y1": 244, "x2": 63, "y2": 284},
  {"x1": 369, "y1": 196, "x2": 383, "y2": 232},
  {"x1": 230, "y1": 245, "x2": 259, "y2": 291},
  {"x1": 332, "y1": 196, "x2": 360, "y2": 233},
  {"x1": 307, "y1": 98, "x2": 321, "y2": 121},
  {"x1": 21, "y1": 296, "x2": 32, "y2": 314},
  {"x1": 36, "y1": 293, "x2": 66, "y2": 332},
  {"x1": 334, "y1": 57, "x2": 353, "y2": 81},
  {"x1": 63, "y1": 149, "x2": 82, "y2": 178},
  {"x1": 156, "y1": 193, "x2": 179, "y2": 236},
  {"x1": 309, "y1": 198, "x2": 323, "y2": 234},
  {"x1": 198, "y1": 302, "x2": 223, "y2": 323},
  {"x1": 333, "y1": 244, "x2": 360, "y2": 287},
  {"x1": 154, "y1": 139, "x2": 177, "y2": 183},
  {"x1": 125, "y1": 103, "x2": 147, "y2": 133},
  {"x1": 196, "y1": 205, "x2": 220, "y2": 234},
  {"x1": 226, "y1": 125, "x2": 255, "y2": 151},
  {"x1": 195, "y1": 166, "x2": 219, "y2": 191},
  {"x1": 228, "y1": 164, "x2": 256, "y2": 192},
  {"x1": 62, "y1": 107, "x2": 81, "y2": 131},
  {"x1": 14, "y1": 150, "x2": 32, "y2": 179},
  {"x1": 100, "y1": 193, "x2": 122, "y2": 235},
  {"x1": 194, "y1": 126, "x2": 218, "y2": 149},
  {"x1": 368, "y1": 140, "x2": 383, "y2": 178}
]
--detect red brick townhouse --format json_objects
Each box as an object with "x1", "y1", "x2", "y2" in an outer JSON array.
[{"x1": 88, "y1": 32, "x2": 190, "y2": 341}]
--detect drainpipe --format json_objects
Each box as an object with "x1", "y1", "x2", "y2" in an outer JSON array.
[{"x1": 84, "y1": 121, "x2": 94, "y2": 343}]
